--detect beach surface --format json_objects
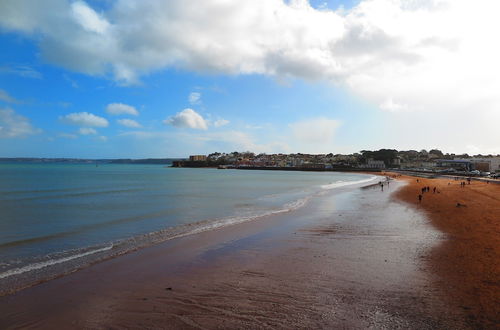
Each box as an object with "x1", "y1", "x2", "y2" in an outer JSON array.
[
  {"x1": 0, "y1": 176, "x2": 498, "y2": 328},
  {"x1": 391, "y1": 173, "x2": 500, "y2": 328}
]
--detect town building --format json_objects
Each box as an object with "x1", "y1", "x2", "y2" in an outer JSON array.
[
  {"x1": 457, "y1": 157, "x2": 500, "y2": 173},
  {"x1": 365, "y1": 159, "x2": 386, "y2": 169},
  {"x1": 189, "y1": 155, "x2": 207, "y2": 162},
  {"x1": 436, "y1": 159, "x2": 471, "y2": 171}
]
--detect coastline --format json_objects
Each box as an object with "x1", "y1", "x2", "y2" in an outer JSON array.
[
  {"x1": 390, "y1": 172, "x2": 500, "y2": 328},
  {"x1": 0, "y1": 174, "x2": 497, "y2": 328},
  {"x1": 0, "y1": 172, "x2": 379, "y2": 297}
]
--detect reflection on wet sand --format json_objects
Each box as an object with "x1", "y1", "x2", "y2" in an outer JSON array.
[{"x1": 0, "y1": 179, "x2": 486, "y2": 328}]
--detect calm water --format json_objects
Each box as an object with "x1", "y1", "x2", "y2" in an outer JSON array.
[{"x1": 0, "y1": 164, "x2": 375, "y2": 277}]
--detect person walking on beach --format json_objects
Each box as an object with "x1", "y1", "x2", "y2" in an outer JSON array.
[
  {"x1": 418, "y1": 194, "x2": 422, "y2": 203},
  {"x1": 433, "y1": 187, "x2": 436, "y2": 193}
]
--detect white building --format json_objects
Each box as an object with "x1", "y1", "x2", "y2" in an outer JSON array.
[
  {"x1": 366, "y1": 159, "x2": 386, "y2": 169},
  {"x1": 466, "y1": 157, "x2": 500, "y2": 172}
]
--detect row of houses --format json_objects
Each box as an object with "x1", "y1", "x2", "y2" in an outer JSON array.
[{"x1": 182, "y1": 152, "x2": 500, "y2": 173}]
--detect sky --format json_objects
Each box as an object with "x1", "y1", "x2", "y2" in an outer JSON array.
[{"x1": 0, "y1": 0, "x2": 499, "y2": 158}]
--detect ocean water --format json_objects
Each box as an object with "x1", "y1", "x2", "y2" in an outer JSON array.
[{"x1": 0, "y1": 164, "x2": 376, "y2": 284}]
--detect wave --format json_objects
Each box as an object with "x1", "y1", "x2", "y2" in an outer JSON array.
[
  {"x1": 0, "y1": 196, "x2": 311, "y2": 284},
  {"x1": 4, "y1": 187, "x2": 147, "y2": 202},
  {"x1": 0, "y1": 173, "x2": 378, "y2": 290},
  {"x1": 320, "y1": 176, "x2": 378, "y2": 190},
  {"x1": 0, "y1": 245, "x2": 113, "y2": 280},
  {"x1": 0, "y1": 209, "x2": 178, "y2": 250}
]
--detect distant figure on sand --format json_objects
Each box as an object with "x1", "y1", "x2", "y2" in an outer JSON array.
[{"x1": 418, "y1": 194, "x2": 422, "y2": 203}]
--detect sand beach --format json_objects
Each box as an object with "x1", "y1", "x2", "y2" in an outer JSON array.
[
  {"x1": 392, "y1": 173, "x2": 500, "y2": 328},
  {"x1": 0, "y1": 174, "x2": 498, "y2": 329}
]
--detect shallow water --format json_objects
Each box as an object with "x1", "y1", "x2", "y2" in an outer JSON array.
[{"x1": 0, "y1": 163, "x2": 375, "y2": 283}]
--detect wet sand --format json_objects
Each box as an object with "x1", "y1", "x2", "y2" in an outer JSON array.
[
  {"x1": 390, "y1": 173, "x2": 500, "y2": 328},
  {"x1": 0, "y1": 179, "x2": 490, "y2": 328}
]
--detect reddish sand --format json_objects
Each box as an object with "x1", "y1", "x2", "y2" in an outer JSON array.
[
  {"x1": 389, "y1": 173, "x2": 500, "y2": 327},
  {"x1": 0, "y1": 177, "x2": 498, "y2": 328}
]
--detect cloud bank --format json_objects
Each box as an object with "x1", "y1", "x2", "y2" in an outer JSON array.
[
  {"x1": 1, "y1": 0, "x2": 500, "y2": 152},
  {"x1": 1, "y1": 0, "x2": 497, "y2": 115}
]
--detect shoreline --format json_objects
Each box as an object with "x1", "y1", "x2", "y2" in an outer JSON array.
[
  {"x1": 0, "y1": 173, "x2": 497, "y2": 328},
  {"x1": 0, "y1": 173, "x2": 380, "y2": 297}
]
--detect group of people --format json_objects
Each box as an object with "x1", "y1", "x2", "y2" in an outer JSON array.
[
  {"x1": 418, "y1": 183, "x2": 439, "y2": 202},
  {"x1": 379, "y1": 177, "x2": 392, "y2": 191}
]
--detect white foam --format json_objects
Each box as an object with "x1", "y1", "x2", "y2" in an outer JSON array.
[
  {"x1": 321, "y1": 176, "x2": 378, "y2": 190},
  {"x1": 0, "y1": 175, "x2": 379, "y2": 282},
  {"x1": 174, "y1": 195, "x2": 312, "y2": 237},
  {"x1": 0, "y1": 245, "x2": 113, "y2": 280}
]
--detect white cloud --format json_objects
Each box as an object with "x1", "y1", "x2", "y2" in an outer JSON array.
[
  {"x1": 106, "y1": 103, "x2": 139, "y2": 116},
  {"x1": 188, "y1": 92, "x2": 201, "y2": 105},
  {"x1": 2, "y1": 0, "x2": 497, "y2": 115},
  {"x1": 60, "y1": 112, "x2": 108, "y2": 127},
  {"x1": 78, "y1": 127, "x2": 97, "y2": 135},
  {"x1": 2, "y1": 0, "x2": 500, "y2": 152},
  {"x1": 0, "y1": 89, "x2": 18, "y2": 103},
  {"x1": 0, "y1": 65, "x2": 42, "y2": 79},
  {"x1": 194, "y1": 130, "x2": 284, "y2": 153},
  {"x1": 214, "y1": 119, "x2": 230, "y2": 128},
  {"x1": 59, "y1": 132, "x2": 78, "y2": 139},
  {"x1": 1, "y1": 0, "x2": 498, "y2": 102},
  {"x1": 379, "y1": 98, "x2": 409, "y2": 112},
  {"x1": 289, "y1": 117, "x2": 340, "y2": 145},
  {"x1": 119, "y1": 129, "x2": 288, "y2": 155},
  {"x1": 164, "y1": 108, "x2": 208, "y2": 130},
  {"x1": 97, "y1": 135, "x2": 107, "y2": 142},
  {"x1": 0, "y1": 108, "x2": 41, "y2": 138},
  {"x1": 117, "y1": 118, "x2": 142, "y2": 128},
  {"x1": 71, "y1": 1, "x2": 110, "y2": 34}
]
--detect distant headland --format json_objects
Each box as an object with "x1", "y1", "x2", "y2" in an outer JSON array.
[{"x1": 0, "y1": 158, "x2": 182, "y2": 165}]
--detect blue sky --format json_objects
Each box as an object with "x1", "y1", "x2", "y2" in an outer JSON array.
[{"x1": 1, "y1": 0, "x2": 499, "y2": 158}]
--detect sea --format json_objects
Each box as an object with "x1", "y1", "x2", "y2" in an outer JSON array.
[{"x1": 0, "y1": 163, "x2": 377, "y2": 291}]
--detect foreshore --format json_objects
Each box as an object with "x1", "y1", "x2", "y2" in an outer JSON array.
[
  {"x1": 389, "y1": 172, "x2": 500, "y2": 327},
  {"x1": 0, "y1": 174, "x2": 498, "y2": 328}
]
